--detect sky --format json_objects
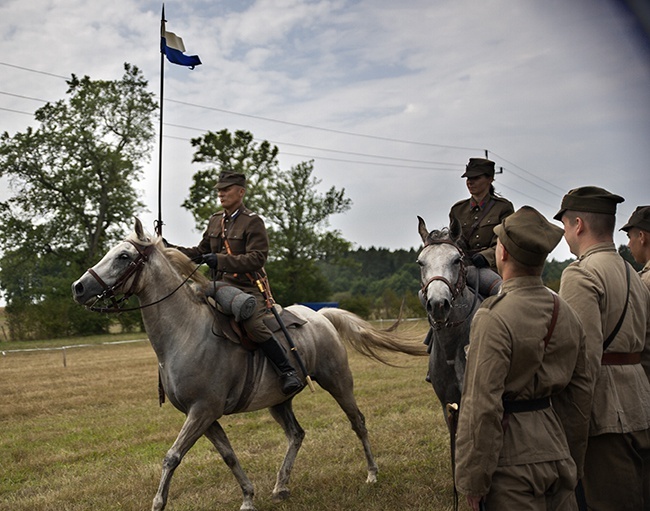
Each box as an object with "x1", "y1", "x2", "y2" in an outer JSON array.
[{"x1": 1, "y1": 0, "x2": 650, "y2": 266}]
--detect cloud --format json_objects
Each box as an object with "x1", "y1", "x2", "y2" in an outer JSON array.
[{"x1": 0, "y1": 0, "x2": 649, "y2": 265}]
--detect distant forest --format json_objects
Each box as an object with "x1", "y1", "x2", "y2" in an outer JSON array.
[{"x1": 316, "y1": 244, "x2": 641, "y2": 320}]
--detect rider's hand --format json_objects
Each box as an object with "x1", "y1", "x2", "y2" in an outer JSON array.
[
  {"x1": 471, "y1": 253, "x2": 488, "y2": 269},
  {"x1": 202, "y1": 253, "x2": 218, "y2": 269}
]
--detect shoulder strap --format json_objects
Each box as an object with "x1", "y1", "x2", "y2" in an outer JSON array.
[
  {"x1": 603, "y1": 260, "x2": 631, "y2": 352},
  {"x1": 543, "y1": 293, "x2": 560, "y2": 349}
]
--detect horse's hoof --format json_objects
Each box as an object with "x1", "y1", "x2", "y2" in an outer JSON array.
[
  {"x1": 272, "y1": 488, "x2": 291, "y2": 501},
  {"x1": 366, "y1": 473, "x2": 378, "y2": 483}
]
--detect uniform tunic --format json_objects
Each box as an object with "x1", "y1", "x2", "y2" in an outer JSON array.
[
  {"x1": 455, "y1": 277, "x2": 592, "y2": 509},
  {"x1": 177, "y1": 205, "x2": 272, "y2": 342},
  {"x1": 641, "y1": 260, "x2": 650, "y2": 292},
  {"x1": 559, "y1": 242, "x2": 650, "y2": 510},
  {"x1": 449, "y1": 194, "x2": 514, "y2": 270}
]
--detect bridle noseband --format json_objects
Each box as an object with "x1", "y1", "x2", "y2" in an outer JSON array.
[
  {"x1": 85, "y1": 240, "x2": 201, "y2": 313},
  {"x1": 86, "y1": 240, "x2": 156, "y2": 312}
]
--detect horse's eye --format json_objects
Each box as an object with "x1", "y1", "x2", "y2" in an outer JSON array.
[
  {"x1": 118, "y1": 252, "x2": 131, "y2": 260},
  {"x1": 416, "y1": 259, "x2": 423, "y2": 267}
]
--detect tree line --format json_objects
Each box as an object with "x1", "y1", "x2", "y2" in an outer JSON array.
[{"x1": 0, "y1": 64, "x2": 641, "y2": 341}]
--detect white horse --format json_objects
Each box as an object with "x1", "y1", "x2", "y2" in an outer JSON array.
[
  {"x1": 416, "y1": 216, "x2": 483, "y2": 418},
  {"x1": 72, "y1": 219, "x2": 425, "y2": 511}
]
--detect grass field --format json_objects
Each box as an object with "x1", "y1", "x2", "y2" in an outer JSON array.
[{"x1": 0, "y1": 325, "x2": 471, "y2": 511}]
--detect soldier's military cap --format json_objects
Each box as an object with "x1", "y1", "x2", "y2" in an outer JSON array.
[
  {"x1": 494, "y1": 206, "x2": 564, "y2": 266},
  {"x1": 620, "y1": 205, "x2": 650, "y2": 233},
  {"x1": 214, "y1": 171, "x2": 247, "y2": 189},
  {"x1": 461, "y1": 158, "x2": 495, "y2": 178},
  {"x1": 553, "y1": 185, "x2": 624, "y2": 221}
]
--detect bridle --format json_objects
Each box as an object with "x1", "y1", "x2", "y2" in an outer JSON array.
[
  {"x1": 420, "y1": 238, "x2": 468, "y2": 301},
  {"x1": 419, "y1": 237, "x2": 477, "y2": 329},
  {"x1": 86, "y1": 240, "x2": 199, "y2": 313}
]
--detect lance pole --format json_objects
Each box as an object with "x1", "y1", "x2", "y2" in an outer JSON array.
[{"x1": 155, "y1": 4, "x2": 166, "y2": 237}]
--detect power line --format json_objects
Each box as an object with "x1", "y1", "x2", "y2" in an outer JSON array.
[
  {"x1": 166, "y1": 98, "x2": 485, "y2": 152},
  {"x1": 163, "y1": 133, "x2": 459, "y2": 171},
  {"x1": 164, "y1": 122, "x2": 461, "y2": 169},
  {"x1": 496, "y1": 181, "x2": 557, "y2": 209},
  {"x1": 490, "y1": 151, "x2": 565, "y2": 195},
  {"x1": 0, "y1": 62, "x2": 68, "y2": 80},
  {"x1": 0, "y1": 60, "x2": 564, "y2": 198},
  {"x1": 0, "y1": 106, "x2": 34, "y2": 116},
  {"x1": 0, "y1": 91, "x2": 49, "y2": 103}
]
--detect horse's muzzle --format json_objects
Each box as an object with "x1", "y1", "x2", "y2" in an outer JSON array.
[
  {"x1": 71, "y1": 275, "x2": 97, "y2": 305},
  {"x1": 428, "y1": 297, "x2": 451, "y2": 323}
]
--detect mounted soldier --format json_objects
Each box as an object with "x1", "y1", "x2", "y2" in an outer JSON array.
[{"x1": 171, "y1": 170, "x2": 303, "y2": 395}]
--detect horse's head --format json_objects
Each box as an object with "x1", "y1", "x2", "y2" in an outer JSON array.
[
  {"x1": 416, "y1": 216, "x2": 468, "y2": 325},
  {"x1": 72, "y1": 218, "x2": 158, "y2": 307}
]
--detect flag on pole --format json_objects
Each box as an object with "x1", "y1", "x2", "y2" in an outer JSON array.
[{"x1": 160, "y1": 10, "x2": 201, "y2": 69}]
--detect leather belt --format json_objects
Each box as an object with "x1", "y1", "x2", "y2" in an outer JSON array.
[
  {"x1": 502, "y1": 396, "x2": 551, "y2": 414},
  {"x1": 601, "y1": 352, "x2": 642, "y2": 365}
]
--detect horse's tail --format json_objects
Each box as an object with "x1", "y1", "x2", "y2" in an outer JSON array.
[{"x1": 317, "y1": 308, "x2": 427, "y2": 365}]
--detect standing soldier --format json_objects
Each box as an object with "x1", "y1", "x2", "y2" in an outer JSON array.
[
  {"x1": 621, "y1": 205, "x2": 650, "y2": 291},
  {"x1": 455, "y1": 206, "x2": 592, "y2": 510},
  {"x1": 172, "y1": 170, "x2": 304, "y2": 395},
  {"x1": 556, "y1": 187, "x2": 650, "y2": 510}
]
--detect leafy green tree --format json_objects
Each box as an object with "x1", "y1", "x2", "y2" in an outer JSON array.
[
  {"x1": 0, "y1": 63, "x2": 156, "y2": 339},
  {"x1": 182, "y1": 129, "x2": 352, "y2": 305},
  {"x1": 182, "y1": 129, "x2": 280, "y2": 230}
]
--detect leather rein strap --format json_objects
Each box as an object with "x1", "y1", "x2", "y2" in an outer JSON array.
[{"x1": 86, "y1": 240, "x2": 199, "y2": 313}]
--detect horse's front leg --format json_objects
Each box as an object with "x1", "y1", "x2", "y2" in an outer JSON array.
[
  {"x1": 152, "y1": 408, "x2": 216, "y2": 511},
  {"x1": 268, "y1": 400, "x2": 306, "y2": 500},
  {"x1": 204, "y1": 421, "x2": 256, "y2": 511}
]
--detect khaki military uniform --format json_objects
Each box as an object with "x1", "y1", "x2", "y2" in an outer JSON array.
[
  {"x1": 177, "y1": 206, "x2": 272, "y2": 342},
  {"x1": 455, "y1": 277, "x2": 592, "y2": 510},
  {"x1": 559, "y1": 243, "x2": 650, "y2": 510},
  {"x1": 641, "y1": 261, "x2": 650, "y2": 292},
  {"x1": 449, "y1": 194, "x2": 514, "y2": 270}
]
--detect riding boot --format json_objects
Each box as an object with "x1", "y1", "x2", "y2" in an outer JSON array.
[{"x1": 259, "y1": 336, "x2": 304, "y2": 395}]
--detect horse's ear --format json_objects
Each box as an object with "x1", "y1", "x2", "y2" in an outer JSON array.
[
  {"x1": 134, "y1": 218, "x2": 147, "y2": 242},
  {"x1": 449, "y1": 218, "x2": 462, "y2": 242},
  {"x1": 417, "y1": 216, "x2": 429, "y2": 244}
]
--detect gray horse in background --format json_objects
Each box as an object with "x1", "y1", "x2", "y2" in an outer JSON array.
[
  {"x1": 72, "y1": 219, "x2": 426, "y2": 511},
  {"x1": 416, "y1": 216, "x2": 485, "y2": 419}
]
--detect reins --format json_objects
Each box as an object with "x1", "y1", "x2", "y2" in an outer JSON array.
[{"x1": 86, "y1": 240, "x2": 201, "y2": 313}]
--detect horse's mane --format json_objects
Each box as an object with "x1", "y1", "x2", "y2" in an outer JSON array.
[
  {"x1": 163, "y1": 247, "x2": 210, "y2": 287},
  {"x1": 424, "y1": 227, "x2": 453, "y2": 245},
  {"x1": 424, "y1": 227, "x2": 472, "y2": 255},
  {"x1": 125, "y1": 230, "x2": 211, "y2": 297}
]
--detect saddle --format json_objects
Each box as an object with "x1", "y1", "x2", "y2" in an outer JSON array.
[{"x1": 209, "y1": 301, "x2": 307, "y2": 350}]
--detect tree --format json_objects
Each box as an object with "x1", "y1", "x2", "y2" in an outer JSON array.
[
  {"x1": 265, "y1": 161, "x2": 352, "y2": 303},
  {"x1": 0, "y1": 63, "x2": 156, "y2": 339},
  {"x1": 182, "y1": 129, "x2": 352, "y2": 305},
  {"x1": 182, "y1": 129, "x2": 280, "y2": 230}
]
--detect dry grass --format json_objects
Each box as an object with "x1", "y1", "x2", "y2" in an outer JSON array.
[{"x1": 0, "y1": 326, "x2": 471, "y2": 511}]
